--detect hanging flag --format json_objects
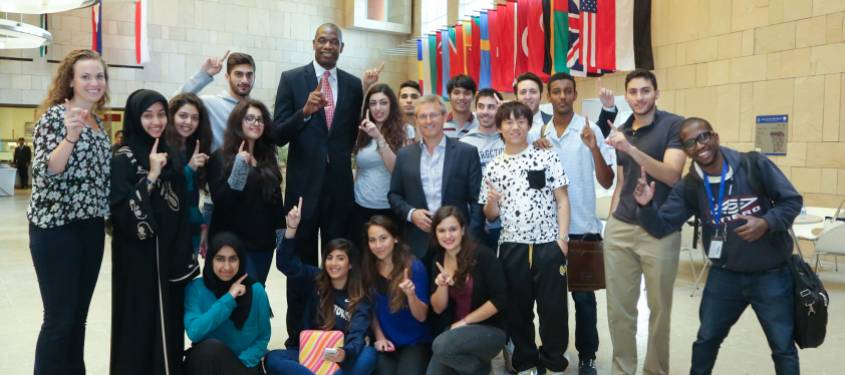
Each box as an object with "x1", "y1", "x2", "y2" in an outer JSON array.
[
  {"x1": 134, "y1": 0, "x2": 150, "y2": 64},
  {"x1": 487, "y1": 8, "x2": 500, "y2": 91},
  {"x1": 469, "y1": 16, "x2": 481, "y2": 84},
  {"x1": 446, "y1": 26, "x2": 464, "y2": 79},
  {"x1": 551, "y1": 0, "x2": 569, "y2": 73},
  {"x1": 497, "y1": 2, "x2": 517, "y2": 92},
  {"x1": 428, "y1": 34, "x2": 438, "y2": 95},
  {"x1": 632, "y1": 0, "x2": 652, "y2": 70},
  {"x1": 566, "y1": 0, "x2": 585, "y2": 76},
  {"x1": 543, "y1": 0, "x2": 553, "y2": 75},
  {"x1": 39, "y1": 14, "x2": 48, "y2": 58},
  {"x1": 526, "y1": 0, "x2": 548, "y2": 81},
  {"x1": 461, "y1": 20, "x2": 472, "y2": 77},
  {"x1": 440, "y1": 29, "x2": 451, "y2": 97},
  {"x1": 595, "y1": 0, "x2": 616, "y2": 71},
  {"x1": 515, "y1": 0, "x2": 530, "y2": 76},
  {"x1": 452, "y1": 22, "x2": 467, "y2": 76},
  {"x1": 91, "y1": 2, "x2": 102, "y2": 54},
  {"x1": 478, "y1": 12, "x2": 491, "y2": 89},
  {"x1": 417, "y1": 38, "x2": 426, "y2": 94}
]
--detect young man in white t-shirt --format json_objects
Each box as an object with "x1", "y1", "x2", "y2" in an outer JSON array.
[{"x1": 481, "y1": 101, "x2": 571, "y2": 375}]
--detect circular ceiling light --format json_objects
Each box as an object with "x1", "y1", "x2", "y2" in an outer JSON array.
[
  {"x1": 0, "y1": 0, "x2": 99, "y2": 14},
  {"x1": 0, "y1": 19, "x2": 52, "y2": 49}
]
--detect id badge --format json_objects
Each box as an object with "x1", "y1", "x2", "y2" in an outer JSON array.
[{"x1": 709, "y1": 235, "x2": 724, "y2": 259}]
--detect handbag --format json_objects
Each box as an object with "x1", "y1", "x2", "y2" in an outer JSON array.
[
  {"x1": 299, "y1": 330, "x2": 344, "y2": 375},
  {"x1": 788, "y1": 253, "x2": 829, "y2": 348},
  {"x1": 567, "y1": 236, "x2": 605, "y2": 292}
]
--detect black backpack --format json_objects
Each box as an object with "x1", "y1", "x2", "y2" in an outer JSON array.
[{"x1": 683, "y1": 151, "x2": 829, "y2": 348}]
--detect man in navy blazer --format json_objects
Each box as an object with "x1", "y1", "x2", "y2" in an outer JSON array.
[
  {"x1": 389, "y1": 95, "x2": 483, "y2": 259},
  {"x1": 271, "y1": 23, "x2": 363, "y2": 348}
]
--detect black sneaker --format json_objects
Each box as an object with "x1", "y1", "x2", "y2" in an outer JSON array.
[{"x1": 578, "y1": 359, "x2": 597, "y2": 375}]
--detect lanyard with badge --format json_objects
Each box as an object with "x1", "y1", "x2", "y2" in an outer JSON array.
[{"x1": 703, "y1": 162, "x2": 728, "y2": 259}]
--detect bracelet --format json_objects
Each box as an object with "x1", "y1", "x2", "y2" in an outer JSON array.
[{"x1": 64, "y1": 137, "x2": 78, "y2": 144}]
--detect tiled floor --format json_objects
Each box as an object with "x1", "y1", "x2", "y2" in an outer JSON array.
[{"x1": 2, "y1": 190, "x2": 843, "y2": 374}]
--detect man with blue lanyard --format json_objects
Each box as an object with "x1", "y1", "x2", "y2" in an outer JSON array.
[{"x1": 633, "y1": 117, "x2": 803, "y2": 374}]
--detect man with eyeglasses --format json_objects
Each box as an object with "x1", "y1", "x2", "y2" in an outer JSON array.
[
  {"x1": 602, "y1": 69, "x2": 686, "y2": 375},
  {"x1": 179, "y1": 51, "x2": 256, "y2": 152},
  {"x1": 388, "y1": 95, "x2": 482, "y2": 258},
  {"x1": 271, "y1": 22, "x2": 364, "y2": 349},
  {"x1": 633, "y1": 117, "x2": 802, "y2": 374}
]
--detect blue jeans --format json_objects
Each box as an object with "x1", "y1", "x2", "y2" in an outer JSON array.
[
  {"x1": 264, "y1": 347, "x2": 378, "y2": 375},
  {"x1": 30, "y1": 218, "x2": 105, "y2": 375},
  {"x1": 691, "y1": 266, "x2": 798, "y2": 375}
]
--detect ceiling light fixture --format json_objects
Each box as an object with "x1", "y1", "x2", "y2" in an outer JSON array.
[{"x1": 0, "y1": 19, "x2": 52, "y2": 49}]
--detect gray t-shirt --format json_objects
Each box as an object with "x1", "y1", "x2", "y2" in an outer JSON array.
[
  {"x1": 613, "y1": 109, "x2": 684, "y2": 224},
  {"x1": 354, "y1": 125, "x2": 415, "y2": 209}
]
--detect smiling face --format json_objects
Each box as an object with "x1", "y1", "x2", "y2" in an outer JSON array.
[
  {"x1": 313, "y1": 25, "x2": 343, "y2": 69},
  {"x1": 72, "y1": 58, "x2": 107, "y2": 105},
  {"x1": 368, "y1": 92, "x2": 391, "y2": 124},
  {"x1": 625, "y1": 77, "x2": 659, "y2": 116},
  {"x1": 367, "y1": 224, "x2": 396, "y2": 261},
  {"x1": 141, "y1": 102, "x2": 168, "y2": 138},
  {"x1": 416, "y1": 102, "x2": 446, "y2": 141},
  {"x1": 499, "y1": 114, "x2": 530, "y2": 147},
  {"x1": 435, "y1": 215, "x2": 464, "y2": 253},
  {"x1": 173, "y1": 103, "x2": 200, "y2": 139},
  {"x1": 324, "y1": 249, "x2": 351, "y2": 282},
  {"x1": 516, "y1": 80, "x2": 542, "y2": 113},
  {"x1": 212, "y1": 245, "x2": 240, "y2": 282},
  {"x1": 680, "y1": 121, "x2": 720, "y2": 168},
  {"x1": 475, "y1": 95, "x2": 499, "y2": 130},
  {"x1": 449, "y1": 87, "x2": 474, "y2": 115},
  {"x1": 241, "y1": 106, "x2": 265, "y2": 141}
]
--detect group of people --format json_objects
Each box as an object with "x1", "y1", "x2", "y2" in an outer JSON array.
[{"x1": 27, "y1": 20, "x2": 804, "y2": 375}]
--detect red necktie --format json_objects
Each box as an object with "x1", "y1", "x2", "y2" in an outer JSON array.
[{"x1": 321, "y1": 70, "x2": 334, "y2": 129}]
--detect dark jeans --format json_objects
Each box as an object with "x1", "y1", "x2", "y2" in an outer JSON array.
[
  {"x1": 244, "y1": 248, "x2": 274, "y2": 285},
  {"x1": 185, "y1": 339, "x2": 264, "y2": 375},
  {"x1": 30, "y1": 218, "x2": 105, "y2": 375},
  {"x1": 377, "y1": 343, "x2": 431, "y2": 375},
  {"x1": 691, "y1": 266, "x2": 798, "y2": 375},
  {"x1": 426, "y1": 324, "x2": 507, "y2": 375},
  {"x1": 264, "y1": 347, "x2": 378, "y2": 375},
  {"x1": 498, "y1": 241, "x2": 569, "y2": 372},
  {"x1": 16, "y1": 162, "x2": 29, "y2": 187}
]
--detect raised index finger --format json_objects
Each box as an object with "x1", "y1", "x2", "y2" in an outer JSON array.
[
  {"x1": 236, "y1": 273, "x2": 248, "y2": 284},
  {"x1": 193, "y1": 140, "x2": 200, "y2": 155},
  {"x1": 239, "y1": 140, "x2": 245, "y2": 153},
  {"x1": 404, "y1": 267, "x2": 410, "y2": 281},
  {"x1": 376, "y1": 61, "x2": 385, "y2": 73},
  {"x1": 297, "y1": 196, "x2": 303, "y2": 211},
  {"x1": 435, "y1": 261, "x2": 445, "y2": 273},
  {"x1": 151, "y1": 138, "x2": 159, "y2": 154},
  {"x1": 220, "y1": 50, "x2": 231, "y2": 62}
]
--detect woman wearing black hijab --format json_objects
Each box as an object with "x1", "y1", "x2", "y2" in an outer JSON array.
[
  {"x1": 184, "y1": 232, "x2": 271, "y2": 375},
  {"x1": 110, "y1": 89, "x2": 199, "y2": 375}
]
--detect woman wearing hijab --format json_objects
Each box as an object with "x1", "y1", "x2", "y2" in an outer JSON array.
[
  {"x1": 110, "y1": 89, "x2": 199, "y2": 375},
  {"x1": 184, "y1": 232, "x2": 271, "y2": 375}
]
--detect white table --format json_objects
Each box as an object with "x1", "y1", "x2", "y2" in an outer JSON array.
[{"x1": 0, "y1": 167, "x2": 16, "y2": 196}]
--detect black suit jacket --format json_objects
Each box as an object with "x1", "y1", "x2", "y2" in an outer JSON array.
[
  {"x1": 388, "y1": 137, "x2": 482, "y2": 258},
  {"x1": 272, "y1": 63, "x2": 363, "y2": 220}
]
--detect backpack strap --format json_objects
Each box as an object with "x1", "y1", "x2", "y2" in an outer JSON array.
[{"x1": 740, "y1": 151, "x2": 765, "y2": 198}]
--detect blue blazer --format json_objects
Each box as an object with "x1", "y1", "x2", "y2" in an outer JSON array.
[
  {"x1": 388, "y1": 137, "x2": 482, "y2": 258},
  {"x1": 271, "y1": 63, "x2": 363, "y2": 220}
]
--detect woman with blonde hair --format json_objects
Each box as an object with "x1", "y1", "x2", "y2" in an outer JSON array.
[{"x1": 27, "y1": 49, "x2": 111, "y2": 375}]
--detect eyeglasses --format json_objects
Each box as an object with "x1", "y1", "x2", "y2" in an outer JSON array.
[
  {"x1": 416, "y1": 112, "x2": 443, "y2": 121},
  {"x1": 244, "y1": 115, "x2": 264, "y2": 124},
  {"x1": 682, "y1": 131, "x2": 714, "y2": 149}
]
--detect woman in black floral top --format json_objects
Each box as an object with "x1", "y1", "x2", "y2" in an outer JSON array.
[{"x1": 26, "y1": 49, "x2": 111, "y2": 375}]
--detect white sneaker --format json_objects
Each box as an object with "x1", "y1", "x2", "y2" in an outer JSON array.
[{"x1": 517, "y1": 368, "x2": 538, "y2": 375}]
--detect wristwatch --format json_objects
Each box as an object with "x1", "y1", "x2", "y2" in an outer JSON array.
[{"x1": 558, "y1": 234, "x2": 569, "y2": 242}]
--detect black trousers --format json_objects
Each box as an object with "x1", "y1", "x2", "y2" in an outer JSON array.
[
  {"x1": 285, "y1": 179, "x2": 349, "y2": 348},
  {"x1": 16, "y1": 162, "x2": 29, "y2": 187},
  {"x1": 377, "y1": 343, "x2": 431, "y2": 375},
  {"x1": 348, "y1": 202, "x2": 397, "y2": 246},
  {"x1": 498, "y1": 241, "x2": 569, "y2": 372},
  {"x1": 185, "y1": 339, "x2": 264, "y2": 375},
  {"x1": 29, "y1": 218, "x2": 105, "y2": 375}
]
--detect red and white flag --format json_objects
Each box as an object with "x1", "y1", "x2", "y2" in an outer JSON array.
[{"x1": 134, "y1": 0, "x2": 149, "y2": 64}]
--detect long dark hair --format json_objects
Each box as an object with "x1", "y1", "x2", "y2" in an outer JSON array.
[
  {"x1": 430, "y1": 206, "x2": 476, "y2": 289},
  {"x1": 316, "y1": 239, "x2": 368, "y2": 330},
  {"x1": 362, "y1": 215, "x2": 414, "y2": 313},
  {"x1": 220, "y1": 99, "x2": 282, "y2": 203},
  {"x1": 166, "y1": 93, "x2": 212, "y2": 192},
  {"x1": 353, "y1": 83, "x2": 407, "y2": 154}
]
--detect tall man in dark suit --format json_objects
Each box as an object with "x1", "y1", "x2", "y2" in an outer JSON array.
[
  {"x1": 388, "y1": 95, "x2": 483, "y2": 259},
  {"x1": 13, "y1": 137, "x2": 32, "y2": 188},
  {"x1": 271, "y1": 23, "x2": 364, "y2": 348}
]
